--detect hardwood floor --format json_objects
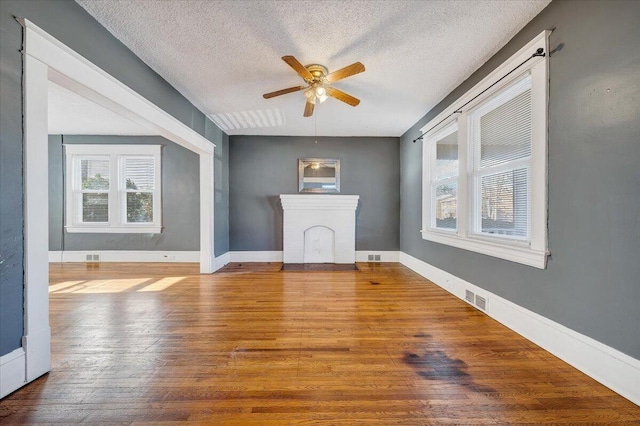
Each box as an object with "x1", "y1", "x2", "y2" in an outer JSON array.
[{"x1": 1, "y1": 262, "x2": 638, "y2": 424}]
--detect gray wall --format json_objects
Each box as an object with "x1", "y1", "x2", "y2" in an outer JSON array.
[
  {"x1": 48, "y1": 135, "x2": 200, "y2": 251},
  {"x1": 0, "y1": 0, "x2": 227, "y2": 356},
  {"x1": 229, "y1": 136, "x2": 400, "y2": 251},
  {"x1": 207, "y1": 122, "x2": 230, "y2": 257},
  {"x1": 400, "y1": 0, "x2": 640, "y2": 358}
]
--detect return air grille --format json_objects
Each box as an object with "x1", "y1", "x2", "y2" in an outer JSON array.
[
  {"x1": 465, "y1": 289, "x2": 475, "y2": 303},
  {"x1": 475, "y1": 295, "x2": 487, "y2": 311}
]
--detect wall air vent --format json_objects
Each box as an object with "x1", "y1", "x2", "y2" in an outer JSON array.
[
  {"x1": 465, "y1": 289, "x2": 475, "y2": 303},
  {"x1": 475, "y1": 295, "x2": 487, "y2": 311}
]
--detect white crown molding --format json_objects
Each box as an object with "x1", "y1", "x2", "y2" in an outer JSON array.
[{"x1": 399, "y1": 251, "x2": 640, "y2": 406}]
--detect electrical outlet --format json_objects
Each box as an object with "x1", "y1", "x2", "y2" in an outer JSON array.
[{"x1": 445, "y1": 278, "x2": 454, "y2": 291}]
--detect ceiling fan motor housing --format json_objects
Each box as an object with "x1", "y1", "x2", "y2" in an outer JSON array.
[{"x1": 305, "y1": 64, "x2": 328, "y2": 84}]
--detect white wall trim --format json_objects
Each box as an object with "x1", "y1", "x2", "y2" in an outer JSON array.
[
  {"x1": 0, "y1": 348, "x2": 26, "y2": 399},
  {"x1": 17, "y1": 18, "x2": 217, "y2": 398},
  {"x1": 48, "y1": 251, "x2": 200, "y2": 263},
  {"x1": 20, "y1": 19, "x2": 214, "y2": 156},
  {"x1": 355, "y1": 251, "x2": 400, "y2": 262},
  {"x1": 399, "y1": 251, "x2": 640, "y2": 406},
  {"x1": 213, "y1": 252, "x2": 231, "y2": 272},
  {"x1": 225, "y1": 251, "x2": 401, "y2": 263},
  {"x1": 229, "y1": 251, "x2": 284, "y2": 262},
  {"x1": 419, "y1": 30, "x2": 550, "y2": 270}
]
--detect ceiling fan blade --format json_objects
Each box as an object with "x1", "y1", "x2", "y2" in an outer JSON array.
[
  {"x1": 263, "y1": 85, "x2": 306, "y2": 99},
  {"x1": 303, "y1": 101, "x2": 315, "y2": 117},
  {"x1": 326, "y1": 87, "x2": 360, "y2": 107},
  {"x1": 325, "y1": 62, "x2": 365, "y2": 83},
  {"x1": 282, "y1": 56, "x2": 313, "y2": 80}
]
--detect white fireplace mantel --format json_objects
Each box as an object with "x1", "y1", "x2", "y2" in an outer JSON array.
[{"x1": 280, "y1": 194, "x2": 359, "y2": 264}]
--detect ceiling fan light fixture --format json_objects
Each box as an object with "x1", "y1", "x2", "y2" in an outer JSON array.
[
  {"x1": 315, "y1": 87, "x2": 328, "y2": 103},
  {"x1": 304, "y1": 87, "x2": 316, "y2": 104},
  {"x1": 263, "y1": 56, "x2": 365, "y2": 117}
]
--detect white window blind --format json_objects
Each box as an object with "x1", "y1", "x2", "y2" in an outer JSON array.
[
  {"x1": 420, "y1": 30, "x2": 549, "y2": 268},
  {"x1": 76, "y1": 156, "x2": 110, "y2": 223},
  {"x1": 124, "y1": 157, "x2": 155, "y2": 224},
  {"x1": 471, "y1": 74, "x2": 532, "y2": 240}
]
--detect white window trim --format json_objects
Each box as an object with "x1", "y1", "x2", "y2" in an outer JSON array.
[
  {"x1": 421, "y1": 31, "x2": 550, "y2": 269},
  {"x1": 64, "y1": 144, "x2": 162, "y2": 233}
]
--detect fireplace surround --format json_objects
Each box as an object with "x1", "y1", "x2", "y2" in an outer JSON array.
[{"x1": 280, "y1": 194, "x2": 359, "y2": 264}]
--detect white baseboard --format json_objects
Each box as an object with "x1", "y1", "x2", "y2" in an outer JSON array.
[
  {"x1": 212, "y1": 252, "x2": 231, "y2": 272},
  {"x1": 0, "y1": 347, "x2": 26, "y2": 399},
  {"x1": 23, "y1": 328, "x2": 51, "y2": 383},
  {"x1": 355, "y1": 251, "x2": 400, "y2": 262},
  {"x1": 399, "y1": 251, "x2": 640, "y2": 406},
  {"x1": 227, "y1": 251, "x2": 401, "y2": 263},
  {"x1": 49, "y1": 250, "x2": 200, "y2": 263},
  {"x1": 229, "y1": 251, "x2": 283, "y2": 262}
]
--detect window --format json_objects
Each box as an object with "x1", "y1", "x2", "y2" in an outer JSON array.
[
  {"x1": 421, "y1": 31, "x2": 549, "y2": 268},
  {"x1": 427, "y1": 122, "x2": 459, "y2": 231},
  {"x1": 65, "y1": 144, "x2": 161, "y2": 233}
]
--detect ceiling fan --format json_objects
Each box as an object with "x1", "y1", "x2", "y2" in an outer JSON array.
[{"x1": 263, "y1": 56, "x2": 365, "y2": 117}]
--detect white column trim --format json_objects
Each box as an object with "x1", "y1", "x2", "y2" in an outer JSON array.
[
  {"x1": 17, "y1": 18, "x2": 218, "y2": 395},
  {"x1": 22, "y1": 52, "x2": 52, "y2": 382},
  {"x1": 200, "y1": 153, "x2": 215, "y2": 273}
]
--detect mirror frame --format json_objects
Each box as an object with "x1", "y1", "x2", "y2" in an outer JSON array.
[{"x1": 298, "y1": 158, "x2": 340, "y2": 193}]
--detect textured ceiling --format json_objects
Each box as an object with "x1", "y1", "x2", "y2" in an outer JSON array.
[
  {"x1": 76, "y1": 0, "x2": 550, "y2": 137},
  {"x1": 49, "y1": 82, "x2": 155, "y2": 135}
]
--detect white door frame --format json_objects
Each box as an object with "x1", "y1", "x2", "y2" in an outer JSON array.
[{"x1": 10, "y1": 18, "x2": 215, "y2": 394}]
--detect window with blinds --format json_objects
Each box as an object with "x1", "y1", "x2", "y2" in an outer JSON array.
[
  {"x1": 420, "y1": 30, "x2": 549, "y2": 269},
  {"x1": 65, "y1": 145, "x2": 161, "y2": 233},
  {"x1": 470, "y1": 73, "x2": 532, "y2": 240},
  {"x1": 124, "y1": 157, "x2": 155, "y2": 223},
  {"x1": 76, "y1": 156, "x2": 110, "y2": 223}
]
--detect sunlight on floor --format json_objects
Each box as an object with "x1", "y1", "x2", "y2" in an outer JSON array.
[
  {"x1": 49, "y1": 276, "x2": 186, "y2": 294},
  {"x1": 137, "y1": 276, "x2": 185, "y2": 292}
]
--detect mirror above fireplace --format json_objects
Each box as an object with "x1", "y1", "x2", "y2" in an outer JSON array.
[{"x1": 298, "y1": 158, "x2": 340, "y2": 193}]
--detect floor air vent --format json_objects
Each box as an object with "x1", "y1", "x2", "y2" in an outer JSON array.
[
  {"x1": 86, "y1": 254, "x2": 100, "y2": 262},
  {"x1": 465, "y1": 289, "x2": 475, "y2": 303}
]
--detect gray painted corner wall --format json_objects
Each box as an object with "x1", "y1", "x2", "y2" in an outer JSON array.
[
  {"x1": 229, "y1": 136, "x2": 400, "y2": 252},
  {"x1": 207, "y1": 121, "x2": 230, "y2": 257},
  {"x1": 0, "y1": 0, "x2": 227, "y2": 356},
  {"x1": 48, "y1": 135, "x2": 200, "y2": 251},
  {"x1": 400, "y1": 0, "x2": 640, "y2": 358}
]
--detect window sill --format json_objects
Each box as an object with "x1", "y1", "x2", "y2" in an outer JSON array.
[
  {"x1": 420, "y1": 229, "x2": 547, "y2": 269},
  {"x1": 66, "y1": 226, "x2": 162, "y2": 234}
]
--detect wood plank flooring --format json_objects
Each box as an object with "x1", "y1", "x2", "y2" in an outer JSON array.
[{"x1": 1, "y1": 262, "x2": 638, "y2": 424}]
